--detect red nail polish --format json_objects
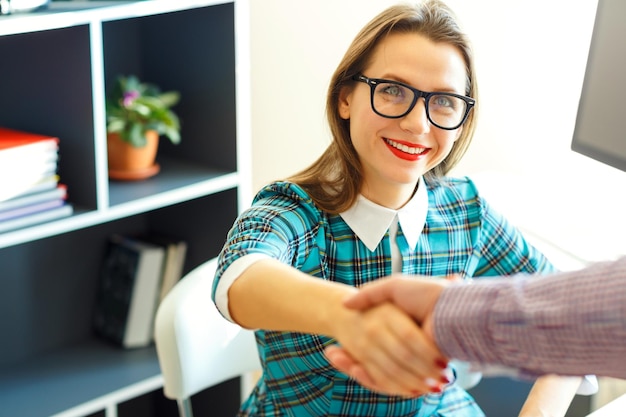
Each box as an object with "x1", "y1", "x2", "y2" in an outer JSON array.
[
  {"x1": 430, "y1": 385, "x2": 442, "y2": 393},
  {"x1": 434, "y1": 358, "x2": 448, "y2": 369}
]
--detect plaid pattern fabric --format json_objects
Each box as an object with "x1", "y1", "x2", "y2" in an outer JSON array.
[{"x1": 214, "y1": 177, "x2": 555, "y2": 416}]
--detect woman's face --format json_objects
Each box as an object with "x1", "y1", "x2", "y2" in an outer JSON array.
[{"x1": 339, "y1": 32, "x2": 468, "y2": 208}]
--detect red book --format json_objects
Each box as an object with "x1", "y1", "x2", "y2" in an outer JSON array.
[
  {"x1": 0, "y1": 127, "x2": 59, "y2": 155},
  {"x1": 0, "y1": 127, "x2": 60, "y2": 202}
]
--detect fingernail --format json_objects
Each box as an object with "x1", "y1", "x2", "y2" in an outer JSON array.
[
  {"x1": 441, "y1": 367, "x2": 455, "y2": 383},
  {"x1": 425, "y1": 378, "x2": 443, "y2": 393},
  {"x1": 434, "y1": 358, "x2": 448, "y2": 369}
]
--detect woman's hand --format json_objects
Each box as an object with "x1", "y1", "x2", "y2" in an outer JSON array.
[
  {"x1": 230, "y1": 260, "x2": 450, "y2": 397},
  {"x1": 325, "y1": 276, "x2": 450, "y2": 397}
]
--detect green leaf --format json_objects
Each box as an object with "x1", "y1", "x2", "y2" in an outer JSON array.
[
  {"x1": 128, "y1": 124, "x2": 147, "y2": 147},
  {"x1": 163, "y1": 127, "x2": 181, "y2": 144},
  {"x1": 158, "y1": 91, "x2": 180, "y2": 107},
  {"x1": 124, "y1": 75, "x2": 141, "y2": 92},
  {"x1": 107, "y1": 119, "x2": 126, "y2": 133}
]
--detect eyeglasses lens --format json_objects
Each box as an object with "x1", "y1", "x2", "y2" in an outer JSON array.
[{"x1": 373, "y1": 82, "x2": 468, "y2": 129}]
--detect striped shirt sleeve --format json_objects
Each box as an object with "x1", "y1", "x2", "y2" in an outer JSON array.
[{"x1": 433, "y1": 256, "x2": 626, "y2": 379}]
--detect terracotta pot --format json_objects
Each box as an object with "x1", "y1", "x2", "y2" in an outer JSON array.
[{"x1": 107, "y1": 130, "x2": 160, "y2": 180}]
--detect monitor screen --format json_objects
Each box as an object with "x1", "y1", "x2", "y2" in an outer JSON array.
[{"x1": 571, "y1": 0, "x2": 626, "y2": 173}]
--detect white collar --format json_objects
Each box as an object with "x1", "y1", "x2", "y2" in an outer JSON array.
[{"x1": 339, "y1": 178, "x2": 428, "y2": 251}]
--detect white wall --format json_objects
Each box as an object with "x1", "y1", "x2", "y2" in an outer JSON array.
[
  {"x1": 249, "y1": 0, "x2": 626, "y2": 263},
  {"x1": 249, "y1": 0, "x2": 398, "y2": 189}
]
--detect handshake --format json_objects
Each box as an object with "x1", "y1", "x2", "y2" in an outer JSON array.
[
  {"x1": 324, "y1": 275, "x2": 462, "y2": 397},
  {"x1": 324, "y1": 259, "x2": 622, "y2": 397}
]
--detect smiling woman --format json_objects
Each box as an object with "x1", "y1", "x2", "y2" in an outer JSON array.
[
  {"x1": 244, "y1": 0, "x2": 608, "y2": 415},
  {"x1": 212, "y1": 1, "x2": 586, "y2": 416},
  {"x1": 336, "y1": 30, "x2": 473, "y2": 208}
]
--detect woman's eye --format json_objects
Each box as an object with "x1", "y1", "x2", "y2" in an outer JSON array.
[
  {"x1": 432, "y1": 95, "x2": 454, "y2": 108},
  {"x1": 380, "y1": 84, "x2": 404, "y2": 98}
]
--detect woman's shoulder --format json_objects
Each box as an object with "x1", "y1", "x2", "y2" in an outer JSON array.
[
  {"x1": 424, "y1": 175, "x2": 482, "y2": 204},
  {"x1": 250, "y1": 181, "x2": 324, "y2": 221},
  {"x1": 253, "y1": 181, "x2": 313, "y2": 205}
]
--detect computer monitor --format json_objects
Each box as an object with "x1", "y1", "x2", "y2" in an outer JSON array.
[{"x1": 571, "y1": 0, "x2": 626, "y2": 173}]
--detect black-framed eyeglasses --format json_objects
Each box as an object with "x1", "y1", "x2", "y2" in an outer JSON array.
[{"x1": 353, "y1": 75, "x2": 476, "y2": 130}]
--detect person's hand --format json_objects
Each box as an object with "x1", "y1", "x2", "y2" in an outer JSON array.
[
  {"x1": 325, "y1": 275, "x2": 452, "y2": 395},
  {"x1": 327, "y1": 290, "x2": 449, "y2": 397},
  {"x1": 342, "y1": 275, "x2": 452, "y2": 341}
]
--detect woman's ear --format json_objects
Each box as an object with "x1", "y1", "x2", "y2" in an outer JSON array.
[{"x1": 338, "y1": 86, "x2": 353, "y2": 120}]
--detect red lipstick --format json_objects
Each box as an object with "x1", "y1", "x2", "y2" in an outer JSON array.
[{"x1": 384, "y1": 138, "x2": 430, "y2": 161}]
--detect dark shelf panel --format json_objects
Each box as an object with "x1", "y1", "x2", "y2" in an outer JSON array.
[
  {"x1": 0, "y1": 340, "x2": 161, "y2": 417},
  {"x1": 107, "y1": 156, "x2": 234, "y2": 207}
]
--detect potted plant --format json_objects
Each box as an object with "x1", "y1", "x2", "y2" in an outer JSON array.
[{"x1": 106, "y1": 75, "x2": 181, "y2": 180}]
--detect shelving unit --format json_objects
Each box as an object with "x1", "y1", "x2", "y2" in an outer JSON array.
[{"x1": 0, "y1": 1, "x2": 250, "y2": 416}]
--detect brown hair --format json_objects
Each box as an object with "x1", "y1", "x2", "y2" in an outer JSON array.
[{"x1": 288, "y1": 1, "x2": 478, "y2": 213}]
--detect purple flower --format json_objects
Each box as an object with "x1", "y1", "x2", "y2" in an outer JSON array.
[{"x1": 122, "y1": 90, "x2": 140, "y2": 107}]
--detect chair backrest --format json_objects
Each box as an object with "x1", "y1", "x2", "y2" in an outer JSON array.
[{"x1": 154, "y1": 258, "x2": 260, "y2": 415}]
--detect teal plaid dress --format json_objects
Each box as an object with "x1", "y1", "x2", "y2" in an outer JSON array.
[{"x1": 213, "y1": 177, "x2": 556, "y2": 416}]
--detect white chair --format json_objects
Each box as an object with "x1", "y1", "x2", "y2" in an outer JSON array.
[{"x1": 155, "y1": 258, "x2": 261, "y2": 417}]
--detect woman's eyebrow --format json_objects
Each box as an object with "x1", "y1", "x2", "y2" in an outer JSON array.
[{"x1": 377, "y1": 74, "x2": 464, "y2": 94}]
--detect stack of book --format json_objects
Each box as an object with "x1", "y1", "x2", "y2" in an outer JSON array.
[
  {"x1": 0, "y1": 127, "x2": 73, "y2": 233},
  {"x1": 93, "y1": 233, "x2": 188, "y2": 348}
]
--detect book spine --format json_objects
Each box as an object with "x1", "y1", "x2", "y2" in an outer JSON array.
[
  {"x1": 93, "y1": 235, "x2": 166, "y2": 348},
  {"x1": 0, "y1": 185, "x2": 67, "y2": 213},
  {"x1": 0, "y1": 203, "x2": 72, "y2": 233}
]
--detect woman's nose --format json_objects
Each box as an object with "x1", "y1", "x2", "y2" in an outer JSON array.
[{"x1": 399, "y1": 99, "x2": 430, "y2": 134}]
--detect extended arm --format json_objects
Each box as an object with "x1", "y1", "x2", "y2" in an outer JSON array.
[
  {"x1": 434, "y1": 257, "x2": 626, "y2": 378},
  {"x1": 324, "y1": 275, "x2": 583, "y2": 417},
  {"x1": 227, "y1": 258, "x2": 446, "y2": 396},
  {"x1": 326, "y1": 257, "x2": 626, "y2": 383}
]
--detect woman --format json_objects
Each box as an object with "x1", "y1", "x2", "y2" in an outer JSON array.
[{"x1": 212, "y1": 1, "x2": 581, "y2": 415}]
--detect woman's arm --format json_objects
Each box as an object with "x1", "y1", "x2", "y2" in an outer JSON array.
[
  {"x1": 228, "y1": 258, "x2": 354, "y2": 333},
  {"x1": 228, "y1": 258, "x2": 447, "y2": 396},
  {"x1": 518, "y1": 376, "x2": 581, "y2": 417}
]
